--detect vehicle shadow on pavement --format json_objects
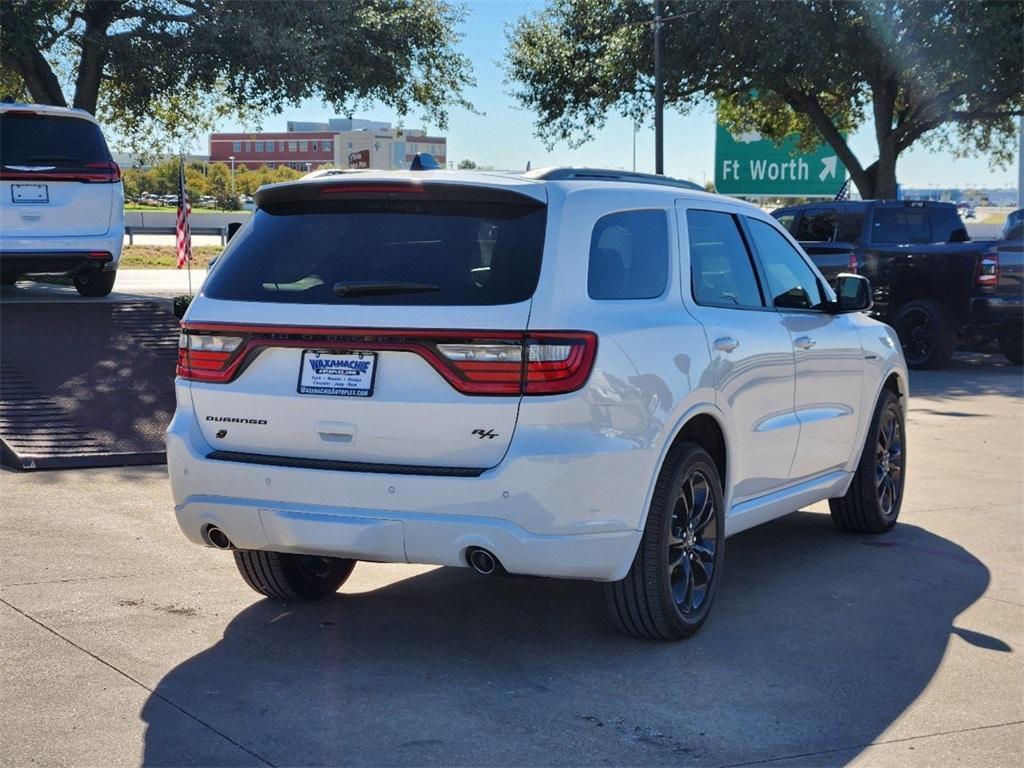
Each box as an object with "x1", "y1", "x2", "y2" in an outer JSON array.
[
  {"x1": 140, "y1": 511, "x2": 999, "y2": 767},
  {"x1": 909, "y1": 352, "x2": 1023, "y2": 399}
]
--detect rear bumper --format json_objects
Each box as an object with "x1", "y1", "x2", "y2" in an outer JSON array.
[
  {"x1": 166, "y1": 394, "x2": 648, "y2": 582},
  {"x1": 0, "y1": 250, "x2": 116, "y2": 275},
  {"x1": 970, "y1": 294, "x2": 1024, "y2": 325}
]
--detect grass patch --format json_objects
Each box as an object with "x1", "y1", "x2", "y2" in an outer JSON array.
[
  {"x1": 124, "y1": 205, "x2": 250, "y2": 214},
  {"x1": 119, "y1": 245, "x2": 222, "y2": 269}
]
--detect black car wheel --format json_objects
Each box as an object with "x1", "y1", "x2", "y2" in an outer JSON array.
[
  {"x1": 234, "y1": 550, "x2": 356, "y2": 600},
  {"x1": 894, "y1": 299, "x2": 957, "y2": 370},
  {"x1": 829, "y1": 389, "x2": 906, "y2": 533},
  {"x1": 605, "y1": 442, "x2": 725, "y2": 640},
  {"x1": 74, "y1": 269, "x2": 117, "y2": 298}
]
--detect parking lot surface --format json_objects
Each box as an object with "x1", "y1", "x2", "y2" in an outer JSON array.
[{"x1": 1, "y1": 353, "x2": 1022, "y2": 767}]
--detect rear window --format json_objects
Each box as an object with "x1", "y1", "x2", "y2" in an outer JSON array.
[
  {"x1": 0, "y1": 113, "x2": 111, "y2": 166},
  {"x1": 870, "y1": 205, "x2": 964, "y2": 244},
  {"x1": 795, "y1": 208, "x2": 863, "y2": 243},
  {"x1": 202, "y1": 199, "x2": 547, "y2": 305}
]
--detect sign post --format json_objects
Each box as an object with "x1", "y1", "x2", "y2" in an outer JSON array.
[{"x1": 714, "y1": 124, "x2": 847, "y2": 197}]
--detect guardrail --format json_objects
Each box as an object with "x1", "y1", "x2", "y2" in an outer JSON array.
[{"x1": 125, "y1": 225, "x2": 227, "y2": 246}]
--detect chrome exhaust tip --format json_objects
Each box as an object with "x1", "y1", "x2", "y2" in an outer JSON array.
[
  {"x1": 206, "y1": 526, "x2": 233, "y2": 550},
  {"x1": 467, "y1": 547, "x2": 500, "y2": 575}
]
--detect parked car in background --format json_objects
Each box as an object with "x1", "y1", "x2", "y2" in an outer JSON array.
[
  {"x1": 169, "y1": 168, "x2": 908, "y2": 640},
  {"x1": 771, "y1": 200, "x2": 1020, "y2": 368},
  {"x1": 994, "y1": 209, "x2": 1024, "y2": 364},
  {"x1": 0, "y1": 103, "x2": 123, "y2": 296}
]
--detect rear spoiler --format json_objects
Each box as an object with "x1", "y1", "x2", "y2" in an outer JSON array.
[{"x1": 255, "y1": 179, "x2": 545, "y2": 209}]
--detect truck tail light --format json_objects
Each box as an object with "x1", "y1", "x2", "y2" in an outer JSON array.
[{"x1": 975, "y1": 247, "x2": 999, "y2": 288}]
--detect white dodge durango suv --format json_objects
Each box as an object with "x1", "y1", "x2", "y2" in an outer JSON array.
[
  {"x1": 168, "y1": 168, "x2": 908, "y2": 639},
  {"x1": 0, "y1": 103, "x2": 123, "y2": 296}
]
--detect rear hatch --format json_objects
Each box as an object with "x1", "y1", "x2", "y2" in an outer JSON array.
[
  {"x1": 180, "y1": 178, "x2": 581, "y2": 471},
  {"x1": 0, "y1": 110, "x2": 118, "y2": 237}
]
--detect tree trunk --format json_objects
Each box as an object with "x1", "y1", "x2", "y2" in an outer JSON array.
[
  {"x1": 72, "y1": 1, "x2": 117, "y2": 115},
  {"x1": 3, "y1": 47, "x2": 67, "y2": 106},
  {"x1": 872, "y1": 143, "x2": 899, "y2": 200}
]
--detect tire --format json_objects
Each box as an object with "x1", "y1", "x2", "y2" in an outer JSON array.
[
  {"x1": 605, "y1": 442, "x2": 725, "y2": 640},
  {"x1": 998, "y1": 326, "x2": 1023, "y2": 366},
  {"x1": 74, "y1": 268, "x2": 117, "y2": 297},
  {"x1": 893, "y1": 299, "x2": 957, "y2": 370},
  {"x1": 829, "y1": 389, "x2": 906, "y2": 534},
  {"x1": 233, "y1": 550, "x2": 356, "y2": 600}
]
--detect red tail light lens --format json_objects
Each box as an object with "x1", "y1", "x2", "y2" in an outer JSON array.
[
  {"x1": 177, "y1": 333, "x2": 246, "y2": 382},
  {"x1": 177, "y1": 325, "x2": 598, "y2": 396},
  {"x1": 0, "y1": 160, "x2": 121, "y2": 183},
  {"x1": 848, "y1": 253, "x2": 858, "y2": 274},
  {"x1": 976, "y1": 247, "x2": 999, "y2": 288}
]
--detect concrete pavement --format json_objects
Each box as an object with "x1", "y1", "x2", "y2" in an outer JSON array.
[{"x1": 0, "y1": 352, "x2": 1022, "y2": 766}]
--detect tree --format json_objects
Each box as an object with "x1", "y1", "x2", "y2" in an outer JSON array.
[
  {"x1": 205, "y1": 163, "x2": 237, "y2": 210},
  {"x1": 1, "y1": 0, "x2": 473, "y2": 156},
  {"x1": 506, "y1": 0, "x2": 1023, "y2": 199},
  {"x1": 457, "y1": 159, "x2": 478, "y2": 169}
]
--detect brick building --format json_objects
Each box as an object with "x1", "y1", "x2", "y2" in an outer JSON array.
[{"x1": 209, "y1": 118, "x2": 447, "y2": 172}]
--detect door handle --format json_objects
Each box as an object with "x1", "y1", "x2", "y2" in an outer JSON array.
[
  {"x1": 714, "y1": 337, "x2": 740, "y2": 353},
  {"x1": 794, "y1": 336, "x2": 816, "y2": 350}
]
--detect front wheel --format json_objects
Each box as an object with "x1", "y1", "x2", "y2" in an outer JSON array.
[
  {"x1": 234, "y1": 550, "x2": 356, "y2": 600},
  {"x1": 829, "y1": 389, "x2": 906, "y2": 533},
  {"x1": 74, "y1": 268, "x2": 117, "y2": 297},
  {"x1": 605, "y1": 442, "x2": 725, "y2": 640}
]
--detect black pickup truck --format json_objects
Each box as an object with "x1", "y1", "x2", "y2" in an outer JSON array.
[{"x1": 771, "y1": 200, "x2": 1023, "y2": 369}]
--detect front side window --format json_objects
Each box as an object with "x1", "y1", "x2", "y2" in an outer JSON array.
[
  {"x1": 795, "y1": 209, "x2": 837, "y2": 242},
  {"x1": 687, "y1": 210, "x2": 764, "y2": 309},
  {"x1": 746, "y1": 218, "x2": 826, "y2": 310},
  {"x1": 587, "y1": 210, "x2": 669, "y2": 300}
]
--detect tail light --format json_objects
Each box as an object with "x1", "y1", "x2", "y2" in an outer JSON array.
[
  {"x1": 0, "y1": 160, "x2": 121, "y2": 183},
  {"x1": 177, "y1": 333, "x2": 246, "y2": 382},
  {"x1": 976, "y1": 247, "x2": 999, "y2": 288},
  {"x1": 177, "y1": 325, "x2": 597, "y2": 396},
  {"x1": 848, "y1": 253, "x2": 858, "y2": 274}
]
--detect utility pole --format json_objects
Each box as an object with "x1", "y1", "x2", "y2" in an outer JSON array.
[{"x1": 654, "y1": 0, "x2": 664, "y2": 175}]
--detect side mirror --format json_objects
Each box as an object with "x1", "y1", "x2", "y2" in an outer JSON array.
[{"x1": 833, "y1": 273, "x2": 872, "y2": 313}]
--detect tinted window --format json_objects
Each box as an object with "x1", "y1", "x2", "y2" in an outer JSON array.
[
  {"x1": 773, "y1": 212, "x2": 796, "y2": 233},
  {"x1": 588, "y1": 210, "x2": 669, "y2": 299},
  {"x1": 746, "y1": 219, "x2": 826, "y2": 310},
  {"x1": 795, "y1": 208, "x2": 862, "y2": 243},
  {"x1": 687, "y1": 210, "x2": 764, "y2": 309},
  {"x1": 0, "y1": 113, "x2": 110, "y2": 165},
  {"x1": 203, "y1": 199, "x2": 546, "y2": 305},
  {"x1": 869, "y1": 206, "x2": 963, "y2": 244}
]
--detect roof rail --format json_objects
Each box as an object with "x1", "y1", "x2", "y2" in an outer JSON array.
[{"x1": 523, "y1": 167, "x2": 704, "y2": 191}]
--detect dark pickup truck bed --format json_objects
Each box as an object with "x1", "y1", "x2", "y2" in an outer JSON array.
[{"x1": 772, "y1": 200, "x2": 1023, "y2": 369}]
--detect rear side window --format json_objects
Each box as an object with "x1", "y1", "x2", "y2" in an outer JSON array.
[
  {"x1": 773, "y1": 212, "x2": 796, "y2": 233},
  {"x1": 202, "y1": 199, "x2": 547, "y2": 305},
  {"x1": 872, "y1": 205, "x2": 966, "y2": 245},
  {"x1": 588, "y1": 210, "x2": 669, "y2": 299},
  {"x1": 0, "y1": 113, "x2": 111, "y2": 165},
  {"x1": 687, "y1": 210, "x2": 764, "y2": 309}
]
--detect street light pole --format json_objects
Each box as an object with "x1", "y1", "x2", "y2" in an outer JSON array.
[
  {"x1": 228, "y1": 155, "x2": 236, "y2": 196},
  {"x1": 653, "y1": 0, "x2": 664, "y2": 175}
]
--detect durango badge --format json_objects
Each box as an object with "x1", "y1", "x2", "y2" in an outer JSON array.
[{"x1": 206, "y1": 416, "x2": 268, "y2": 425}]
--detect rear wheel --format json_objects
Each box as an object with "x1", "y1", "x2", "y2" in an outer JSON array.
[
  {"x1": 998, "y1": 326, "x2": 1023, "y2": 366},
  {"x1": 74, "y1": 268, "x2": 117, "y2": 297},
  {"x1": 894, "y1": 299, "x2": 957, "y2": 370},
  {"x1": 605, "y1": 442, "x2": 725, "y2": 640},
  {"x1": 233, "y1": 550, "x2": 356, "y2": 600},
  {"x1": 829, "y1": 389, "x2": 905, "y2": 533}
]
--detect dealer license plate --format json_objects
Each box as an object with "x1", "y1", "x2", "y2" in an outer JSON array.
[
  {"x1": 11, "y1": 184, "x2": 49, "y2": 204},
  {"x1": 298, "y1": 350, "x2": 377, "y2": 397}
]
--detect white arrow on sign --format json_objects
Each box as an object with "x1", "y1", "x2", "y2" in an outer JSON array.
[{"x1": 819, "y1": 155, "x2": 838, "y2": 182}]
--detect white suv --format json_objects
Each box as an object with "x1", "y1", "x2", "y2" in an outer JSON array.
[
  {"x1": 168, "y1": 169, "x2": 908, "y2": 639},
  {"x1": 0, "y1": 103, "x2": 124, "y2": 296}
]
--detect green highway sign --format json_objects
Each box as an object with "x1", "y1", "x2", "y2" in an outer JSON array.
[{"x1": 714, "y1": 124, "x2": 847, "y2": 196}]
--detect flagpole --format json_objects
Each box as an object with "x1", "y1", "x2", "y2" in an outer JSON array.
[{"x1": 179, "y1": 154, "x2": 193, "y2": 298}]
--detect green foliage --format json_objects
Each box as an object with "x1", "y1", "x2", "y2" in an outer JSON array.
[
  {"x1": 457, "y1": 159, "x2": 478, "y2": 169},
  {"x1": 1, "y1": 0, "x2": 473, "y2": 157},
  {"x1": 506, "y1": 0, "x2": 1024, "y2": 198},
  {"x1": 205, "y1": 163, "x2": 238, "y2": 210}
]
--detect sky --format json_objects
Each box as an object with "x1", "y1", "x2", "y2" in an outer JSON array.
[{"x1": 204, "y1": 0, "x2": 1019, "y2": 190}]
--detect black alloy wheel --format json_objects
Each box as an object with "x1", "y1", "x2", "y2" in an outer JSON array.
[
  {"x1": 875, "y1": 404, "x2": 904, "y2": 518},
  {"x1": 668, "y1": 469, "x2": 718, "y2": 616}
]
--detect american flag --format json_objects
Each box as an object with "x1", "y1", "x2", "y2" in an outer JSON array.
[{"x1": 175, "y1": 157, "x2": 192, "y2": 269}]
